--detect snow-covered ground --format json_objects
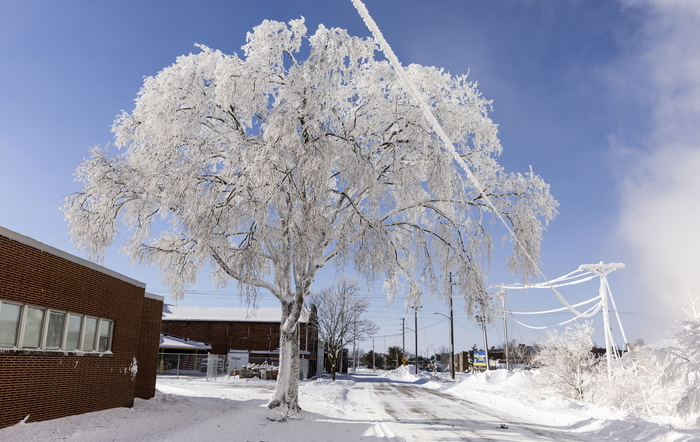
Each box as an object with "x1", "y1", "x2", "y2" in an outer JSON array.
[{"x1": 1, "y1": 367, "x2": 698, "y2": 441}]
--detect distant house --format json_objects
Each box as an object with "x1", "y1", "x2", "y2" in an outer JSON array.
[
  {"x1": 160, "y1": 305, "x2": 320, "y2": 378},
  {"x1": 0, "y1": 226, "x2": 163, "y2": 429},
  {"x1": 158, "y1": 333, "x2": 212, "y2": 373},
  {"x1": 159, "y1": 333, "x2": 211, "y2": 354}
]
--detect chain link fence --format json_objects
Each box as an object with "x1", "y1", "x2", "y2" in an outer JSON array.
[
  {"x1": 157, "y1": 353, "x2": 282, "y2": 380},
  {"x1": 158, "y1": 353, "x2": 229, "y2": 379}
]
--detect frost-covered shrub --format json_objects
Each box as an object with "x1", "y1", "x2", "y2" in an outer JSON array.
[
  {"x1": 533, "y1": 299, "x2": 700, "y2": 421},
  {"x1": 534, "y1": 322, "x2": 601, "y2": 401},
  {"x1": 654, "y1": 297, "x2": 700, "y2": 418},
  {"x1": 590, "y1": 348, "x2": 672, "y2": 415}
]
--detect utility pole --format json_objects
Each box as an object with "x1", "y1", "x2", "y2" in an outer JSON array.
[
  {"x1": 449, "y1": 273, "x2": 455, "y2": 380},
  {"x1": 502, "y1": 293, "x2": 509, "y2": 371},
  {"x1": 477, "y1": 296, "x2": 490, "y2": 371},
  {"x1": 373, "y1": 338, "x2": 375, "y2": 373},
  {"x1": 402, "y1": 318, "x2": 405, "y2": 360},
  {"x1": 579, "y1": 262, "x2": 627, "y2": 379},
  {"x1": 413, "y1": 305, "x2": 420, "y2": 375}
]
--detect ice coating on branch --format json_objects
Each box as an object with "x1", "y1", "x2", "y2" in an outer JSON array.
[{"x1": 62, "y1": 18, "x2": 557, "y2": 411}]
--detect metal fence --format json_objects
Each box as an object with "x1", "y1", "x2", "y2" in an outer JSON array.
[{"x1": 158, "y1": 353, "x2": 230, "y2": 380}]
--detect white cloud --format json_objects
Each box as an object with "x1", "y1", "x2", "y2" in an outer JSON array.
[{"x1": 613, "y1": 0, "x2": 700, "y2": 334}]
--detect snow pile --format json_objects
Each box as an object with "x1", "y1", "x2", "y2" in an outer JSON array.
[
  {"x1": 384, "y1": 364, "x2": 419, "y2": 381},
  {"x1": 299, "y1": 377, "x2": 354, "y2": 418},
  {"x1": 448, "y1": 370, "x2": 700, "y2": 441},
  {"x1": 383, "y1": 365, "x2": 438, "y2": 382}
]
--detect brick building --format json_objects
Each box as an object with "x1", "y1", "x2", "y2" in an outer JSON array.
[
  {"x1": 0, "y1": 226, "x2": 163, "y2": 429},
  {"x1": 161, "y1": 305, "x2": 320, "y2": 378}
]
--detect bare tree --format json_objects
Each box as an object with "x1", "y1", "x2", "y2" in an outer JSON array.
[
  {"x1": 61, "y1": 18, "x2": 557, "y2": 411},
  {"x1": 309, "y1": 278, "x2": 378, "y2": 380},
  {"x1": 505, "y1": 339, "x2": 529, "y2": 368}
]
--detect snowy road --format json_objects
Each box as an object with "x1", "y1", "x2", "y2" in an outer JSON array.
[
  {"x1": 2, "y1": 371, "x2": 698, "y2": 441},
  {"x1": 350, "y1": 373, "x2": 585, "y2": 442}
]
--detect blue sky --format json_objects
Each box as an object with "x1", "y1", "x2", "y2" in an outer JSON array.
[{"x1": 1, "y1": 0, "x2": 699, "y2": 356}]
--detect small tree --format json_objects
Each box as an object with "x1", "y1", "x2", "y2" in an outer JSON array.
[
  {"x1": 386, "y1": 346, "x2": 405, "y2": 368},
  {"x1": 363, "y1": 349, "x2": 377, "y2": 368},
  {"x1": 309, "y1": 278, "x2": 378, "y2": 380},
  {"x1": 534, "y1": 322, "x2": 600, "y2": 401}
]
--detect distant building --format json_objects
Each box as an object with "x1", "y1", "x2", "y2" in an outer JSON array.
[
  {"x1": 160, "y1": 305, "x2": 320, "y2": 378},
  {"x1": 0, "y1": 226, "x2": 162, "y2": 429}
]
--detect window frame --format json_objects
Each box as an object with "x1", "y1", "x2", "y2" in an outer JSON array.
[
  {"x1": 64, "y1": 312, "x2": 84, "y2": 352},
  {"x1": 0, "y1": 300, "x2": 23, "y2": 348},
  {"x1": 0, "y1": 298, "x2": 114, "y2": 355},
  {"x1": 97, "y1": 318, "x2": 113, "y2": 353},
  {"x1": 42, "y1": 309, "x2": 67, "y2": 350},
  {"x1": 81, "y1": 316, "x2": 99, "y2": 352},
  {"x1": 19, "y1": 304, "x2": 47, "y2": 349}
]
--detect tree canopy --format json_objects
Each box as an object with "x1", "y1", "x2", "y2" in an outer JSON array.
[{"x1": 62, "y1": 18, "x2": 557, "y2": 411}]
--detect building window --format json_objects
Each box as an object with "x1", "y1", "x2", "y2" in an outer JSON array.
[
  {"x1": 82, "y1": 317, "x2": 98, "y2": 352},
  {"x1": 0, "y1": 302, "x2": 22, "y2": 347},
  {"x1": 44, "y1": 311, "x2": 66, "y2": 350},
  {"x1": 65, "y1": 313, "x2": 82, "y2": 351},
  {"x1": 22, "y1": 307, "x2": 45, "y2": 349},
  {"x1": 0, "y1": 299, "x2": 113, "y2": 354},
  {"x1": 98, "y1": 319, "x2": 113, "y2": 352}
]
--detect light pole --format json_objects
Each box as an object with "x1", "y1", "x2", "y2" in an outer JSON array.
[
  {"x1": 413, "y1": 306, "x2": 420, "y2": 375},
  {"x1": 426, "y1": 344, "x2": 436, "y2": 374},
  {"x1": 434, "y1": 312, "x2": 455, "y2": 379}
]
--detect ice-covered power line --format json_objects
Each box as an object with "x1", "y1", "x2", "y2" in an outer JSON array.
[
  {"x1": 350, "y1": 0, "x2": 587, "y2": 319},
  {"x1": 497, "y1": 262, "x2": 626, "y2": 377},
  {"x1": 509, "y1": 295, "x2": 601, "y2": 315}
]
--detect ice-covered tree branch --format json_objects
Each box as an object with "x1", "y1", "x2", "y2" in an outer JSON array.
[{"x1": 62, "y1": 18, "x2": 556, "y2": 412}]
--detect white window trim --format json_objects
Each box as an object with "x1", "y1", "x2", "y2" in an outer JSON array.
[
  {"x1": 81, "y1": 316, "x2": 99, "y2": 352},
  {"x1": 42, "y1": 309, "x2": 67, "y2": 350},
  {"x1": 0, "y1": 298, "x2": 114, "y2": 355},
  {"x1": 65, "y1": 312, "x2": 84, "y2": 352},
  {"x1": 0, "y1": 300, "x2": 23, "y2": 347},
  {"x1": 97, "y1": 318, "x2": 113, "y2": 353}
]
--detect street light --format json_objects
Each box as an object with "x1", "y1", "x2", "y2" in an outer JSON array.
[
  {"x1": 434, "y1": 312, "x2": 455, "y2": 380},
  {"x1": 426, "y1": 344, "x2": 436, "y2": 374}
]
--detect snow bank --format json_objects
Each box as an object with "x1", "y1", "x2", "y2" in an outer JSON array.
[
  {"x1": 1, "y1": 372, "x2": 698, "y2": 441},
  {"x1": 448, "y1": 370, "x2": 700, "y2": 441}
]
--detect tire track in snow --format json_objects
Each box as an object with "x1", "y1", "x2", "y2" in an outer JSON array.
[{"x1": 353, "y1": 378, "x2": 590, "y2": 442}]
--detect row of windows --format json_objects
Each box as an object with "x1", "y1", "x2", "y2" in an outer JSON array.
[{"x1": 0, "y1": 300, "x2": 113, "y2": 353}]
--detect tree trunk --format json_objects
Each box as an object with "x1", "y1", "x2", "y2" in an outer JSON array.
[
  {"x1": 267, "y1": 299, "x2": 301, "y2": 411},
  {"x1": 329, "y1": 355, "x2": 337, "y2": 381}
]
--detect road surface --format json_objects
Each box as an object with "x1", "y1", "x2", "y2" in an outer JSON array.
[{"x1": 348, "y1": 373, "x2": 586, "y2": 441}]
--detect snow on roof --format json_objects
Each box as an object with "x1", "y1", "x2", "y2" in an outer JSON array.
[
  {"x1": 162, "y1": 305, "x2": 310, "y2": 323},
  {"x1": 159, "y1": 334, "x2": 211, "y2": 350}
]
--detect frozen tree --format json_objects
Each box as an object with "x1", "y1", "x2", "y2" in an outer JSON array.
[
  {"x1": 591, "y1": 348, "x2": 671, "y2": 415},
  {"x1": 386, "y1": 346, "x2": 405, "y2": 368},
  {"x1": 655, "y1": 295, "x2": 700, "y2": 418},
  {"x1": 309, "y1": 278, "x2": 378, "y2": 380},
  {"x1": 504, "y1": 339, "x2": 530, "y2": 368},
  {"x1": 534, "y1": 322, "x2": 600, "y2": 401},
  {"x1": 62, "y1": 18, "x2": 557, "y2": 411}
]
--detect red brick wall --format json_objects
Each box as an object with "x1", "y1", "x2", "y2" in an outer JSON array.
[
  {"x1": 134, "y1": 296, "x2": 163, "y2": 399},
  {"x1": 0, "y1": 230, "x2": 162, "y2": 429},
  {"x1": 161, "y1": 319, "x2": 318, "y2": 359}
]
